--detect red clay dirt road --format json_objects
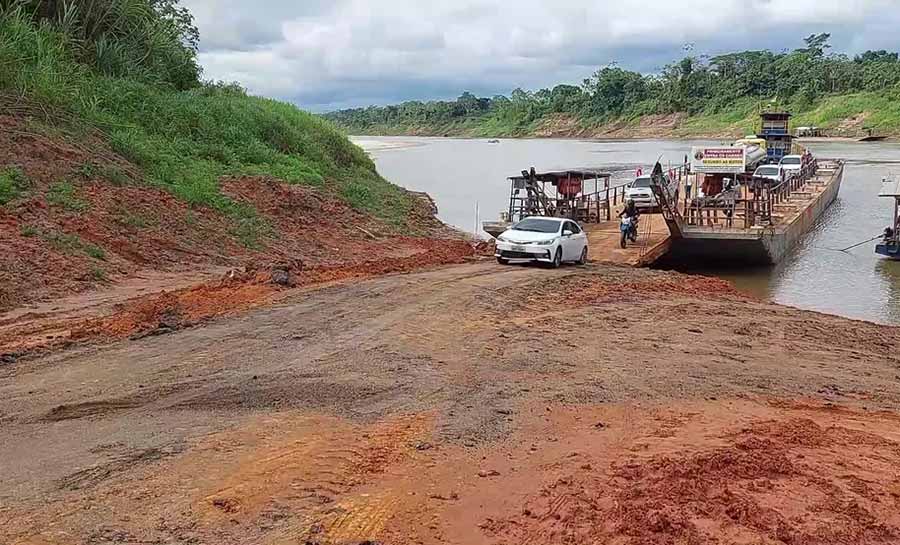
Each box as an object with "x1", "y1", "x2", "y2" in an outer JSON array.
[{"x1": 4, "y1": 262, "x2": 900, "y2": 545}]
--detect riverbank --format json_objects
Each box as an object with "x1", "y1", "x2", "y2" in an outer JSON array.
[
  {"x1": 343, "y1": 116, "x2": 900, "y2": 141},
  {"x1": 5, "y1": 261, "x2": 900, "y2": 545},
  {"x1": 352, "y1": 134, "x2": 883, "y2": 150},
  {"x1": 331, "y1": 90, "x2": 900, "y2": 141}
]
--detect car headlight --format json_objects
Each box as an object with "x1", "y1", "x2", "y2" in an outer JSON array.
[
  {"x1": 497, "y1": 235, "x2": 509, "y2": 242},
  {"x1": 534, "y1": 238, "x2": 556, "y2": 246}
]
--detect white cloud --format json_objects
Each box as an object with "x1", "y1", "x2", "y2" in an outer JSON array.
[{"x1": 182, "y1": 0, "x2": 900, "y2": 111}]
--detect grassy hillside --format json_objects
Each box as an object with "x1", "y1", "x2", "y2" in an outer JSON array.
[
  {"x1": 0, "y1": 5, "x2": 413, "y2": 232},
  {"x1": 0, "y1": 2, "x2": 446, "y2": 311}
]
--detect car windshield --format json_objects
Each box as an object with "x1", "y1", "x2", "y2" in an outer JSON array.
[
  {"x1": 632, "y1": 178, "x2": 652, "y2": 188},
  {"x1": 756, "y1": 167, "x2": 780, "y2": 176},
  {"x1": 781, "y1": 157, "x2": 801, "y2": 165},
  {"x1": 512, "y1": 218, "x2": 560, "y2": 233}
]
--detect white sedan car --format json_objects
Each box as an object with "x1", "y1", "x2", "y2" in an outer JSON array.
[
  {"x1": 495, "y1": 217, "x2": 588, "y2": 268},
  {"x1": 752, "y1": 164, "x2": 784, "y2": 183}
]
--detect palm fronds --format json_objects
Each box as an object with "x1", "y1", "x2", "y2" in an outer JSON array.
[{"x1": 0, "y1": 0, "x2": 199, "y2": 89}]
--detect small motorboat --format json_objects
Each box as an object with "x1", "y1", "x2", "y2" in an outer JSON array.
[
  {"x1": 876, "y1": 177, "x2": 900, "y2": 260},
  {"x1": 482, "y1": 219, "x2": 510, "y2": 239},
  {"x1": 860, "y1": 128, "x2": 888, "y2": 142}
]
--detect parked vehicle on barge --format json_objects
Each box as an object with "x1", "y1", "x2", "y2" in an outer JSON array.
[
  {"x1": 483, "y1": 112, "x2": 844, "y2": 267},
  {"x1": 666, "y1": 112, "x2": 844, "y2": 265}
]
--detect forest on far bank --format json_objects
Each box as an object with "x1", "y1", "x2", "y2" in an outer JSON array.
[{"x1": 325, "y1": 34, "x2": 900, "y2": 138}]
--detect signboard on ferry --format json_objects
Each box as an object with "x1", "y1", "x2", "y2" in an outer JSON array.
[{"x1": 691, "y1": 146, "x2": 746, "y2": 174}]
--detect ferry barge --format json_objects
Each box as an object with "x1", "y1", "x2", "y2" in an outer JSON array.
[{"x1": 483, "y1": 112, "x2": 844, "y2": 267}]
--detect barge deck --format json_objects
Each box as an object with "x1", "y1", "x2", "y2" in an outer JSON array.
[
  {"x1": 662, "y1": 160, "x2": 844, "y2": 265},
  {"x1": 483, "y1": 157, "x2": 843, "y2": 268},
  {"x1": 584, "y1": 214, "x2": 672, "y2": 267}
]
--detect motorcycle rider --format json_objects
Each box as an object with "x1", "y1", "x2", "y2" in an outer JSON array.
[
  {"x1": 619, "y1": 199, "x2": 640, "y2": 242},
  {"x1": 619, "y1": 198, "x2": 640, "y2": 220}
]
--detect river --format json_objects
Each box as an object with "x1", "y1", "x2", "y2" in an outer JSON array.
[{"x1": 354, "y1": 136, "x2": 900, "y2": 325}]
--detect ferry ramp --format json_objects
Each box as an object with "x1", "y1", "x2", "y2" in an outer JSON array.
[{"x1": 584, "y1": 213, "x2": 672, "y2": 267}]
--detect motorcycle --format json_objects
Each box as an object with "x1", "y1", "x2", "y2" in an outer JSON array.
[{"x1": 620, "y1": 215, "x2": 638, "y2": 248}]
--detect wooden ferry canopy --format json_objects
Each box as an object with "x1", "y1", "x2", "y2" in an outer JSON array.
[
  {"x1": 507, "y1": 170, "x2": 612, "y2": 183},
  {"x1": 879, "y1": 178, "x2": 900, "y2": 198}
]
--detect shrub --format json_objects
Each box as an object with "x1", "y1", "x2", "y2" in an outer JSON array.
[
  {"x1": 47, "y1": 181, "x2": 88, "y2": 211},
  {"x1": 0, "y1": 166, "x2": 30, "y2": 205}
]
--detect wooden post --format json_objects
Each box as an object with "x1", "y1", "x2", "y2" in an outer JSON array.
[{"x1": 605, "y1": 179, "x2": 610, "y2": 221}]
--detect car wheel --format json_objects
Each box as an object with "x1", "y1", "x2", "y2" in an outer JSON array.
[
  {"x1": 496, "y1": 257, "x2": 509, "y2": 265},
  {"x1": 577, "y1": 246, "x2": 588, "y2": 265},
  {"x1": 551, "y1": 248, "x2": 562, "y2": 268}
]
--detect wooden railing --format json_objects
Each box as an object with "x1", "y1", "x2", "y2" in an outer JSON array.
[
  {"x1": 564, "y1": 180, "x2": 632, "y2": 223},
  {"x1": 769, "y1": 159, "x2": 818, "y2": 205},
  {"x1": 682, "y1": 160, "x2": 820, "y2": 229}
]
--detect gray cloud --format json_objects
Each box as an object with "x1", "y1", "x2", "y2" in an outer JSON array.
[{"x1": 182, "y1": 0, "x2": 900, "y2": 111}]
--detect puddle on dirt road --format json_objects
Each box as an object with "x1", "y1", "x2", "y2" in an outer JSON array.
[{"x1": 356, "y1": 136, "x2": 900, "y2": 324}]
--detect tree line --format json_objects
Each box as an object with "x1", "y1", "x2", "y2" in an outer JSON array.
[{"x1": 325, "y1": 35, "x2": 900, "y2": 133}]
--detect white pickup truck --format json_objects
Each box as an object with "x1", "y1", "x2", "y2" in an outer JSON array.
[{"x1": 625, "y1": 173, "x2": 679, "y2": 209}]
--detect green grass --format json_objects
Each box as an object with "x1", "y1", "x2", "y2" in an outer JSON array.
[
  {"x1": 19, "y1": 224, "x2": 37, "y2": 237},
  {"x1": 0, "y1": 166, "x2": 31, "y2": 205},
  {"x1": 90, "y1": 265, "x2": 108, "y2": 281},
  {"x1": 0, "y1": 13, "x2": 416, "y2": 235},
  {"x1": 47, "y1": 181, "x2": 89, "y2": 211},
  {"x1": 792, "y1": 91, "x2": 900, "y2": 133},
  {"x1": 41, "y1": 230, "x2": 106, "y2": 260},
  {"x1": 113, "y1": 208, "x2": 151, "y2": 229},
  {"x1": 74, "y1": 162, "x2": 129, "y2": 186},
  {"x1": 84, "y1": 243, "x2": 106, "y2": 260}
]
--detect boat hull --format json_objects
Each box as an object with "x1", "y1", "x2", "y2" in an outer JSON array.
[
  {"x1": 876, "y1": 242, "x2": 900, "y2": 260},
  {"x1": 482, "y1": 221, "x2": 511, "y2": 239},
  {"x1": 661, "y1": 163, "x2": 844, "y2": 266}
]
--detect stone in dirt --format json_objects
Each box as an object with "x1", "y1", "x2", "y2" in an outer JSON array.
[{"x1": 271, "y1": 268, "x2": 293, "y2": 287}]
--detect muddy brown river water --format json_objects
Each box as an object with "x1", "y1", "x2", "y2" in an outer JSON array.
[{"x1": 355, "y1": 136, "x2": 900, "y2": 324}]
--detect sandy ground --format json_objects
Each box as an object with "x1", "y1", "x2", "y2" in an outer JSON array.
[
  {"x1": 351, "y1": 137, "x2": 431, "y2": 153},
  {"x1": 4, "y1": 261, "x2": 900, "y2": 545}
]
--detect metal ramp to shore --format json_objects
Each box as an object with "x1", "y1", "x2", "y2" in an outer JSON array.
[
  {"x1": 583, "y1": 161, "x2": 685, "y2": 268},
  {"x1": 584, "y1": 214, "x2": 673, "y2": 267}
]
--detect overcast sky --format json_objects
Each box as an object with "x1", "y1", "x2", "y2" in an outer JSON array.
[{"x1": 182, "y1": 0, "x2": 900, "y2": 112}]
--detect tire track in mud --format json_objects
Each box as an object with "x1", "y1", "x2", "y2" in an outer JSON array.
[
  {"x1": 9, "y1": 263, "x2": 900, "y2": 544},
  {"x1": 195, "y1": 414, "x2": 432, "y2": 545},
  {"x1": 56, "y1": 446, "x2": 181, "y2": 491}
]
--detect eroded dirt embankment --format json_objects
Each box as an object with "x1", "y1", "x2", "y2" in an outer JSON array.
[
  {"x1": 1, "y1": 109, "x2": 484, "y2": 357},
  {"x1": 0, "y1": 236, "x2": 480, "y2": 356},
  {"x1": 0, "y1": 109, "x2": 462, "y2": 314},
  {"x1": 4, "y1": 263, "x2": 900, "y2": 545}
]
